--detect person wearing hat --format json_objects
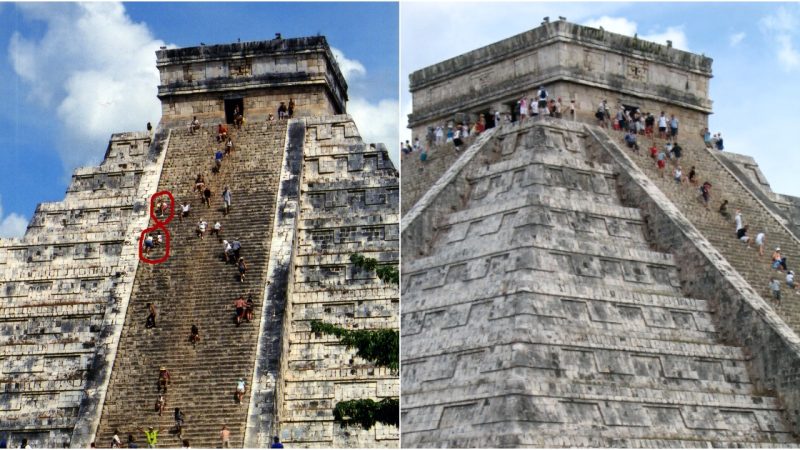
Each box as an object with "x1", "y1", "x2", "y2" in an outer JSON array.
[
  {"x1": 158, "y1": 367, "x2": 171, "y2": 394},
  {"x1": 772, "y1": 247, "x2": 787, "y2": 272},
  {"x1": 235, "y1": 378, "x2": 247, "y2": 404}
]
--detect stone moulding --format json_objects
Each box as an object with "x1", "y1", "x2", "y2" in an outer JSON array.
[
  {"x1": 585, "y1": 124, "x2": 800, "y2": 436},
  {"x1": 401, "y1": 128, "x2": 497, "y2": 261},
  {"x1": 70, "y1": 127, "x2": 172, "y2": 448},
  {"x1": 244, "y1": 119, "x2": 304, "y2": 447}
]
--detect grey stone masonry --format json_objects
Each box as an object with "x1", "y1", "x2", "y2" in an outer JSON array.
[
  {"x1": 0, "y1": 129, "x2": 168, "y2": 449},
  {"x1": 401, "y1": 119, "x2": 797, "y2": 448},
  {"x1": 408, "y1": 19, "x2": 712, "y2": 140},
  {"x1": 273, "y1": 115, "x2": 399, "y2": 448},
  {"x1": 157, "y1": 36, "x2": 348, "y2": 122}
]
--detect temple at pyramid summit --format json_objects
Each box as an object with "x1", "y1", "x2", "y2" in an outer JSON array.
[
  {"x1": 0, "y1": 36, "x2": 398, "y2": 448},
  {"x1": 401, "y1": 19, "x2": 800, "y2": 447}
]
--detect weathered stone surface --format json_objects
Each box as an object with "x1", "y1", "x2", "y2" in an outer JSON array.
[
  {"x1": 407, "y1": 19, "x2": 712, "y2": 143},
  {"x1": 0, "y1": 131, "x2": 167, "y2": 449},
  {"x1": 265, "y1": 116, "x2": 399, "y2": 448},
  {"x1": 157, "y1": 36, "x2": 348, "y2": 123},
  {"x1": 401, "y1": 119, "x2": 798, "y2": 447}
]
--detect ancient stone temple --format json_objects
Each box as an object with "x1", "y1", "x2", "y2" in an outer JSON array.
[
  {"x1": 402, "y1": 20, "x2": 800, "y2": 447},
  {"x1": 0, "y1": 35, "x2": 398, "y2": 449}
]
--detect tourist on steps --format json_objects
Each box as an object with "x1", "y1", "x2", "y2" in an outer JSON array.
[
  {"x1": 211, "y1": 221, "x2": 222, "y2": 239},
  {"x1": 222, "y1": 186, "x2": 232, "y2": 216},
  {"x1": 700, "y1": 181, "x2": 712, "y2": 209},
  {"x1": 234, "y1": 296, "x2": 247, "y2": 325},
  {"x1": 145, "y1": 303, "x2": 157, "y2": 328},
  {"x1": 772, "y1": 247, "x2": 788, "y2": 272},
  {"x1": 181, "y1": 440, "x2": 190, "y2": 448},
  {"x1": 194, "y1": 174, "x2": 205, "y2": 193},
  {"x1": 288, "y1": 98, "x2": 295, "y2": 118},
  {"x1": 143, "y1": 234, "x2": 154, "y2": 255},
  {"x1": 217, "y1": 123, "x2": 228, "y2": 142},
  {"x1": 137, "y1": 427, "x2": 164, "y2": 449},
  {"x1": 271, "y1": 436, "x2": 284, "y2": 448},
  {"x1": 278, "y1": 102, "x2": 288, "y2": 120},
  {"x1": 155, "y1": 394, "x2": 166, "y2": 416},
  {"x1": 238, "y1": 257, "x2": 248, "y2": 283},
  {"x1": 203, "y1": 187, "x2": 212, "y2": 208},
  {"x1": 174, "y1": 408, "x2": 185, "y2": 439},
  {"x1": 179, "y1": 202, "x2": 191, "y2": 223},
  {"x1": 158, "y1": 367, "x2": 171, "y2": 394},
  {"x1": 111, "y1": 430, "x2": 122, "y2": 448},
  {"x1": 225, "y1": 137, "x2": 234, "y2": 155},
  {"x1": 770, "y1": 278, "x2": 781, "y2": 305},
  {"x1": 196, "y1": 220, "x2": 208, "y2": 240},
  {"x1": 220, "y1": 425, "x2": 230, "y2": 448},
  {"x1": 223, "y1": 240, "x2": 233, "y2": 263},
  {"x1": 190, "y1": 324, "x2": 200, "y2": 346},
  {"x1": 719, "y1": 200, "x2": 731, "y2": 220},
  {"x1": 235, "y1": 378, "x2": 247, "y2": 404},
  {"x1": 756, "y1": 231, "x2": 766, "y2": 257},
  {"x1": 737, "y1": 225, "x2": 752, "y2": 248},
  {"x1": 127, "y1": 434, "x2": 138, "y2": 448},
  {"x1": 214, "y1": 149, "x2": 224, "y2": 173},
  {"x1": 188, "y1": 116, "x2": 199, "y2": 135},
  {"x1": 246, "y1": 294, "x2": 255, "y2": 322}
]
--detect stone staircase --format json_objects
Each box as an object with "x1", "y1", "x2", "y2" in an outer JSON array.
[
  {"x1": 95, "y1": 122, "x2": 286, "y2": 448},
  {"x1": 598, "y1": 127, "x2": 800, "y2": 331},
  {"x1": 401, "y1": 134, "x2": 478, "y2": 215},
  {"x1": 401, "y1": 120, "x2": 796, "y2": 447}
]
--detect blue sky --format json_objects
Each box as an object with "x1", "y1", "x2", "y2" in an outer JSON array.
[
  {"x1": 0, "y1": 2, "x2": 398, "y2": 237},
  {"x1": 401, "y1": 2, "x2": 800, "y2": 200}
]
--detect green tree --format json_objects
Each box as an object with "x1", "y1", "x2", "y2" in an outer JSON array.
[{"x1": 310, "y1": 253, "x2": 399, "y2": 430}]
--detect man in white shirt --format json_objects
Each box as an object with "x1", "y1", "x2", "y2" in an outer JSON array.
[
  {"x1": 197, "y1": 220, "x2": 208, "y2": 240},
  {"x1": 658, "y1": 112, "x2": 668, "y2": 139}
]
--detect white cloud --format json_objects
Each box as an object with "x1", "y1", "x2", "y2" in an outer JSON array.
[
  {"x1": 760, "y1": 8, "x2": 800, "y2": 71},
  {"x1": 583, "y1": 16, "x2": 637, "y2": 36},
  {"x1": 8, "y1": 3, "x2": 167, "y2": 171},
  {"x1": 348, "y1": 97, "x2": 400, "y2": 165},
  {"x1": 776, "y1": 35, "x2": 800, "y2": 69},
  {"x1": 583, "y1": 16, "x2": 689, "y2": 50},
  {"x1": 729, "y1": 32, "x2": 746, "y2": 47},
  {"x1": 0, "y1": 197, "x2": 28, "y2": 239},
  {"x1": 331, "y1": 47, "x2": 366, "y2": 82}
]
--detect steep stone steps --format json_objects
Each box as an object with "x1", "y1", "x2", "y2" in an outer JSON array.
[
  {"x1": 603, "y1": 128, "x2": 800, "y2": 327},
  {"x1": 95, "y1": 122, "x2": 286, "y2": 448},
  {"x1": 401, "y1": 120, "x2": 794, "y2": 447}
]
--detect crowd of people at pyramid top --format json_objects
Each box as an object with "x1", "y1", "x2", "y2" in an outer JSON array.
[{"x1": 185, "y1": 98, "x2": 297, "y2": 137}]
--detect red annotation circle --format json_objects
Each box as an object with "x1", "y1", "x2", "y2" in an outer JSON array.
[{"x1": 138, "y1": 190, "x2": 175, "y2": 264}]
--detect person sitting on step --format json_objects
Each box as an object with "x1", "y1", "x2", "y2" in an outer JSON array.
[
  {"x1": 210, "y1": 221, "x2": 222, "y2": 239},
  {"x1": 217, "y1": 123, "x2": 228, "y2": 143},
  {"x1": 772, "y1": 247, "x2": 788, "y2": 272},
  {"x1": 223, "y1": 240, "x2": 233, "y2": 263}
]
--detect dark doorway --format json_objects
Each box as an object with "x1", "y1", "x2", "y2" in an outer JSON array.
[
  {"x1": 224, "y1": 98, "x2": 244, "y2": 124},
  {"x1": 505, "y1": 101, "x2": 519, "y2": 123}
]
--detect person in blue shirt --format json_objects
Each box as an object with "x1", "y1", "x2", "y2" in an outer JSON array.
[{"x1": 271, "y1": 436, "x2": 284, "y2": 448}]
